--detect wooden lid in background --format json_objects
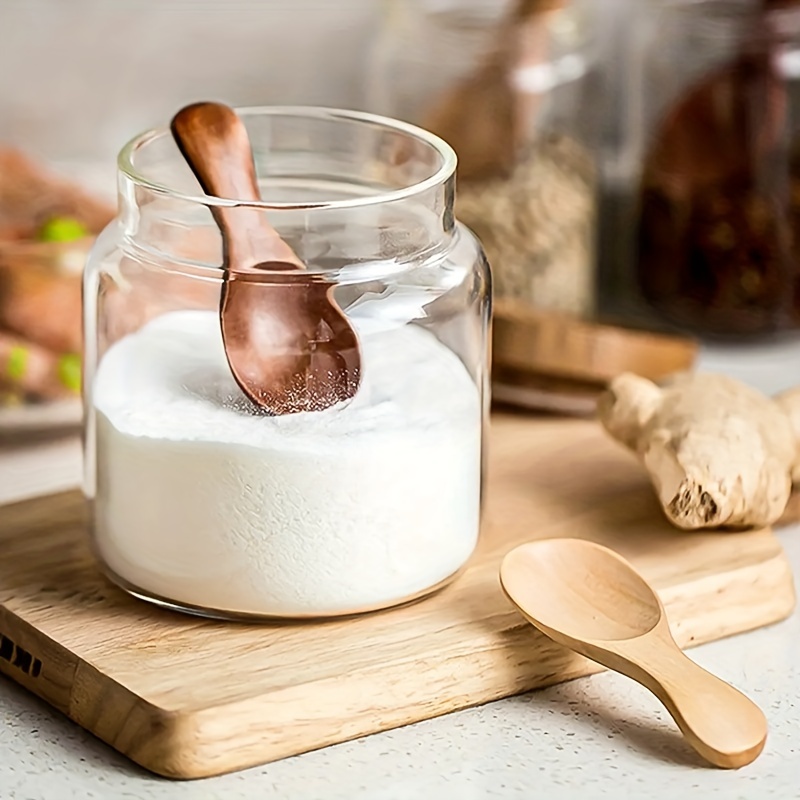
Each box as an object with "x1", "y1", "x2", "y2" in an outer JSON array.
[{"x1": 492, "y1": 300, "x2": 699, "y2": 414}]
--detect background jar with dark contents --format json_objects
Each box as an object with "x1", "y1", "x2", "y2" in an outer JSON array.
[
  {"x1": 366, "y1": 0, "x2": 603, "y2": 407},
  {"x1": 621, "y1": 0, "x2": 800, "y2": 339}
]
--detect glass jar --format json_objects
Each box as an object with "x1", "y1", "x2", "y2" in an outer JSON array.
[
  {"x1": 83, "y1": 107, "x2": 490, "y2": 620},
  {"x1": 627, "y1": 0, "x2": 800, "y2": 338},
  {"x1": 367, "y1": 0, "x2": 599, "y2": 403}
]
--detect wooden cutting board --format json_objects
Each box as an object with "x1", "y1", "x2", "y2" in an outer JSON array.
[{"x1": 0, "y1": 414, "x2": 795, "y2": 779}]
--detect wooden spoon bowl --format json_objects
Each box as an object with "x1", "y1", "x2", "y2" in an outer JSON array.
[{"x1": 220, "y1": 266, "x2": 360, "y2": 412}]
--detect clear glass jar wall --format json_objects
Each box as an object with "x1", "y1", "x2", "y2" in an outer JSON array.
[
  {"x1": 83, "y1": 107, "x2": 490, "y2": 619},
  {"x1": 367, "y1": 0, "x2": 600, "y2": 319},
  {"x1": 620, "y1": 0, "x2": 800, "y2": 338}
]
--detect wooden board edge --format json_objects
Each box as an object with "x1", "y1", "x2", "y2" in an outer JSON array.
[
  {"x1": 135, "y1": 546, "x2": 796, "y2": 779},
  {"x1": 0, "y1": 606, "x2": 78, "y2": 717},
  {"x1": 661, "y1": 546, "x2": 796, "y2": 647},
  {"x1": 69, "y1": 659, "x2": 209, "y2": 780},
  {"x1": 0, "y1": 606, "x2": 200, "y2": 780}
]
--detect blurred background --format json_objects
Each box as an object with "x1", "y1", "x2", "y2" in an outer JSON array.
[
  {"x1": 1, "y1": 0, "x2": 383, "y2": 164},
  {"x1": 0, "y1": 0, "x2": 625, "y2": 163},
  {"x1": 2, "y1": 0, "x2": 800, "y2": 427}
]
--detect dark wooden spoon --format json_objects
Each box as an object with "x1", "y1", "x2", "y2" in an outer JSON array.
[{"x1": 170, "y1": 102, "x2": 361, "y2": 414}]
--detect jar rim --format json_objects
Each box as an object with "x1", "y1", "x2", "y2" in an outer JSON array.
[{"x1": 117, "y1": 105, "x2": 458, "y2": 211}]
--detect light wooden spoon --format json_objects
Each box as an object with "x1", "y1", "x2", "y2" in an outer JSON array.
[
  {"x1": 171, "y1": 102, "x2": 361, "y2": 415},
  {"x1": 499, "y1": 538, "x2": 767, "y2": 769}
]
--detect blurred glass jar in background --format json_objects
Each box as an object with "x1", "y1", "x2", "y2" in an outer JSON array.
[
  {"x1": 367, "y1": 0, "x2": 600, "y2": 320},
  {"x1": 631, "y1": 0, "x2": 800, "y2": 338}
]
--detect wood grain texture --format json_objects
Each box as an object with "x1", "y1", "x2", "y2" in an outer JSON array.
[
  {"x1": 0, "y1": 413, "x2": 794, "y2": 779},
  {"x1": 500, "y1": 539, "x2": 767, "y2": 769}
]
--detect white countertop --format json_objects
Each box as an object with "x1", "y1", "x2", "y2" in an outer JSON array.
[{"x1": 1, "y1": 340, "x2": 800, "y2": 799}]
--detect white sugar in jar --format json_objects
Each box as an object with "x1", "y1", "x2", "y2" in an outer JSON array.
[
  {"x1": 83, "y1": 107, "x2": 490, "y2": 619},
  {"x1": 91, "y1": 311, "x2": 482, "y2": 617}
]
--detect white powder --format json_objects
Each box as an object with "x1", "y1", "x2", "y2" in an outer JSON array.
[{"x1": 92, "y1": 309, "x2": 482, "y2": 617}]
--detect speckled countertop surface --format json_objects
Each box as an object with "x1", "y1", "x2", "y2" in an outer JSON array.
[{"x1": 2, "y1": 343, "x2": 800, "y2": 799}]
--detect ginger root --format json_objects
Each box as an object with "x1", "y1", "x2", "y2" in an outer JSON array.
[
  {"x1": 598, "y1": 372, "x2": 800, "y2": 530},
  {"x1": 775, "y1": 386, "x2": 800, "y2": 484}
]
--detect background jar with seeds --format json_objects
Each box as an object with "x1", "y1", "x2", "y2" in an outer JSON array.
[{"x1": 366, "y1": 0, "x2": 603, "y2": 407}]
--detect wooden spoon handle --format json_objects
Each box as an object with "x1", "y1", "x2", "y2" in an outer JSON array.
[
  {"x1": 170, "y1": 102, "x2": 302, "y2": 271},
  {"x1": 606, "y1": 635, "x2": 767, "y2": 768}
]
